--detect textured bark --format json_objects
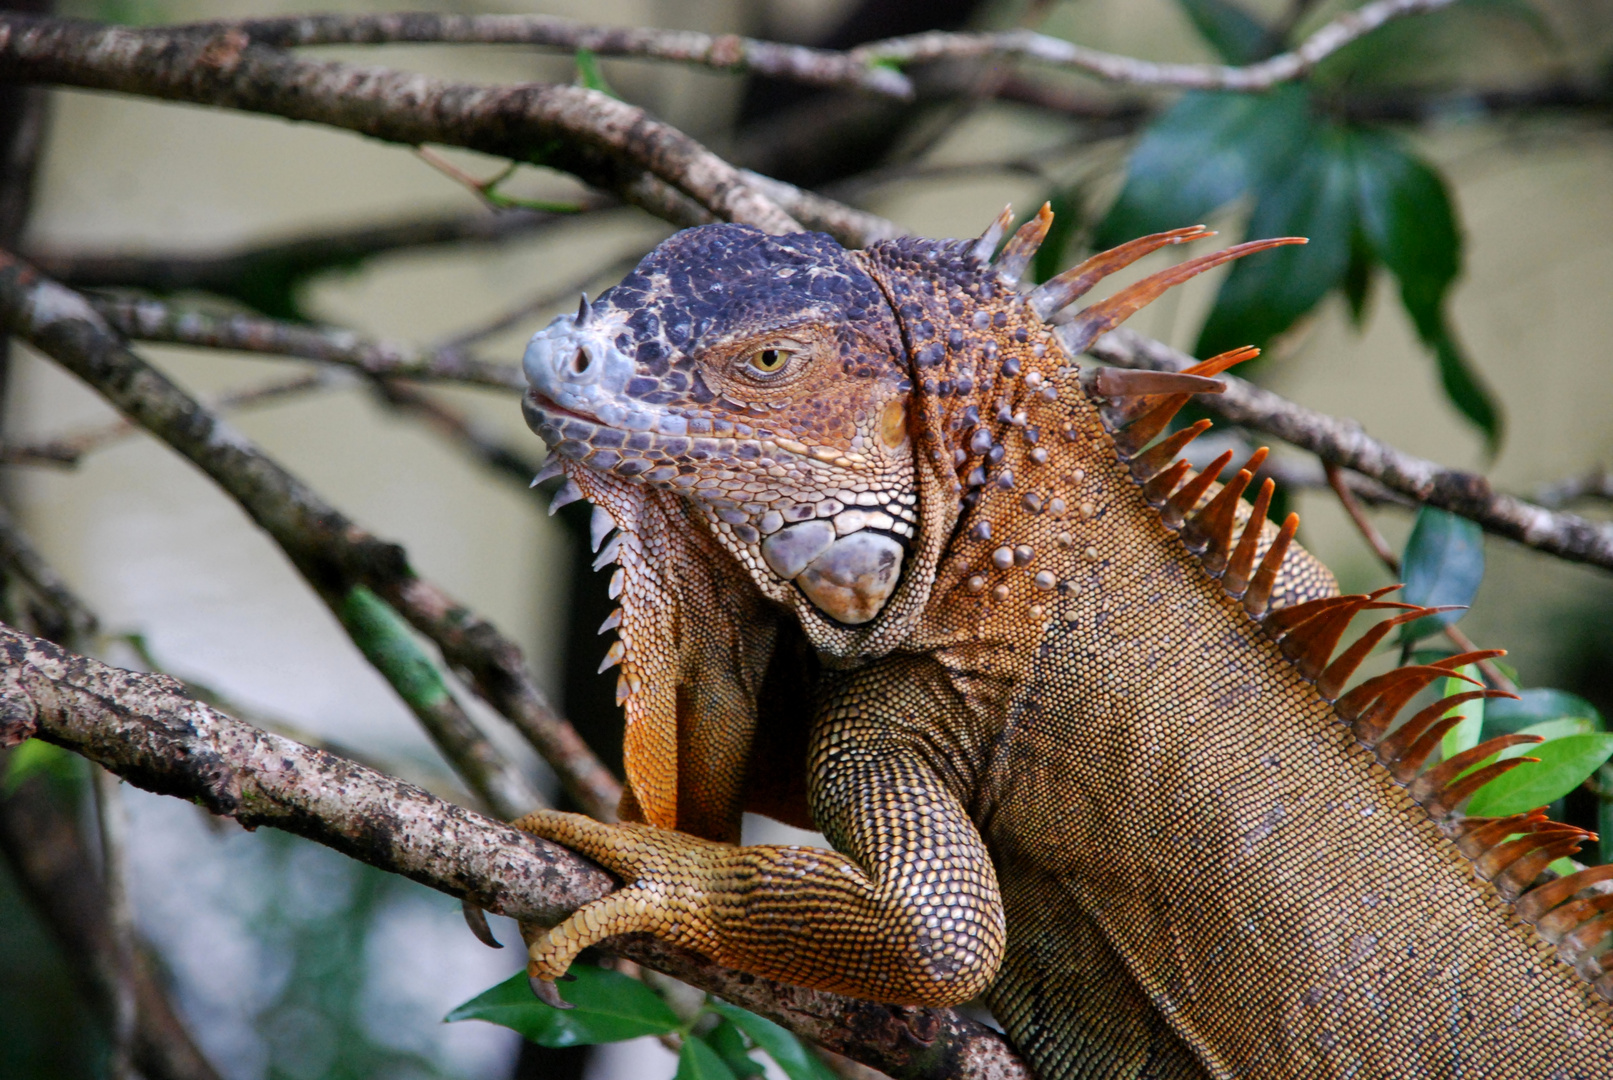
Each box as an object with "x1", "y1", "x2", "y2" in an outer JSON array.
[
  {"x1": 1091, "y1": 327, "x2": 1613, "y2": 573},
  {"x1": 0, "y1": 624, "x2": 1029, "y2": 1080},
  {"x1": 0, "y1": 247, "x2": 623, "y2": 821},
  {"x1": 0, "y1": 14, "x2": 800, "y2": 235}
]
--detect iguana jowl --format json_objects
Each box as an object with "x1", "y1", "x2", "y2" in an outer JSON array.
[{"x1": 515, "y1": 206, "x2": 1613, "y2": 1077}]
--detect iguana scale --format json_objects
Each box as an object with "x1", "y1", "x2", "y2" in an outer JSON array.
[{"x1": 513, "y1": 206, "x2": 1613, "y2": 1077}]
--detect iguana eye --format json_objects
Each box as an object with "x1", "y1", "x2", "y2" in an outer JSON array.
[{"x1": 747, "y1": 347, "x2": 793, "y2": 376}]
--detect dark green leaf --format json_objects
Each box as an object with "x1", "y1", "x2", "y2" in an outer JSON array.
[
  {"x1": 1093, "y1": 87, "x2": 1310, "y2": 249},
  {"x1": 1349, "y1": 130, "x2": 1501, "y2": 448},
  {"x1": 709, "y1": 1001, "x2": 837, "y2": 1080},
  {"x1": 677, "y1": 1035, "x2": 739, "y2": 1080},
  {"x1": 1464, "y1": 733, "x2": 1613, "y2": 818},
  {"x1": 446, "y1": 967, "x2": 680, "y2": 1047},
  {"x1": 1341, "y1": 230, "x2": 1377, "y2": 327},
  {"x1": 1599, "y1": 763, "x2": 1613, "y2": 864},
  {"x1": 1396, "y1": 507, "x2": 1484, "y2": 642},
  {"x1": 1032, "y1": 187, "x2": 1085, "y2": 285},
  {"x1": 1487, "y1": 689, "x2": 1603, "y2": 735},
  {"x1": 1196, "y1": 123, "x2": 1356, "y2": 357},
  {"x1": 1175, "y1": 0, "x2": 1271, "y2": 64},
  {"x1": 706, "y1": 1020, "x2": 765, "y2": 1080}
]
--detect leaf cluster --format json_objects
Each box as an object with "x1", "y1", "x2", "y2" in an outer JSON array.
[{"x1": 447, "y1": 966, "x2": 838, "y2": 1080}]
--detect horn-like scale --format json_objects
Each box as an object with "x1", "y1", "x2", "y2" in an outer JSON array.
[{"x1": 985, "y1": 205, "x2": 1613, "y2": 1002}]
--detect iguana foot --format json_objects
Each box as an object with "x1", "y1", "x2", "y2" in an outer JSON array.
[
  {"x1": 511, "y1": 808, "x2": 731, "y2": 983},
  {"x1": 511, "y1": 805, "x2": 1002, "y2": 1007}
]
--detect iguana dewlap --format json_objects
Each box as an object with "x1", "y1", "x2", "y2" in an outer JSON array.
[{"x1": 514, "y1": 207, "x2": 1613, "y2": 1077}]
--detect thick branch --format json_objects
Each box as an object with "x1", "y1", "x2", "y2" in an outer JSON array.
[
  {"x1": 1090, "y1": 328, "x2": 1613, "y2": 572},
  {"x1": 0, "y1": 625, "x2": 1028, "y2": 1080},
  {"x1": 0, "y1": 15, "x2": 800, "y2": 234},
  {"x1": 0, "y1": 247, "x2": 622, "y2": 820}
]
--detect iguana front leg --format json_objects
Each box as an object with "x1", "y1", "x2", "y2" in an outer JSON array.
[{"x1": 513, "y1": 689, "x2": 1005, "y2": 1006}]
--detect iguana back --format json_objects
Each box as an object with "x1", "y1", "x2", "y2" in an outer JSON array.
[{"x1": 513, "y1": 208, "x2": 1613, "y2": 1078}]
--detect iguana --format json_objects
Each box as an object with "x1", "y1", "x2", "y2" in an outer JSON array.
[{"x1": 512, "y1": 206, "x2": 1613, "y2": 1077}]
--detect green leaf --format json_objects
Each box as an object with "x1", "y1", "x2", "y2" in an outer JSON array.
[
  {"x1": 1348, "y1": 130, "x2": 1501, "y2": 448},
  {"x1": 1440, "y1": 668, "x2": 1485, "y2": 761},
  {"x1": 1396, "y1": 507, "x2": 1484, "y2": 643},
  {"x1": 709, "y1": 1001, "x2": 837, "y2": 1080},
  {"x1": 1093, "y1": 86, "x2": 1311, "y2": 250},
  {"x1": 1488, "y1": 689, "x2": 1603, "y2": 735},
  {"x1": 446, "y1": 967, "x2": 680, "y2": 1047},
  {"x1": 1195, "y1": 123, "x2": 1356, "y2": 357},
  {"x1": 1341, "y1": 230, "x2": 1377, "y2": 327},
  {"x1": 677, "y1": 1035, "x2": 739, "y2": 1080},
  {"x1": 339, "y1": 586, "x2": 453, "y2": 713},
  {"x1": 706, "y1": 1020, "x2": 766, "y2": 1079},
  {"x1": 2, "y1": 738, "x2": 77, "y2": 793},
  {"x1": 1175, "y1": 0, "x2": 1272, "y2": 64},
  {"x1": 1497, "y1": 718, "x2": 1602, "y2": 756},
  {"x1": 1464, "y1": 733, "x2": 1613, "y2": 818},
  {"x1": 574, "y1": 49, "x2": 619, "y2": 98}
]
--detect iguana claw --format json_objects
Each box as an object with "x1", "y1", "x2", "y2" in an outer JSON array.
[
  {"x1": 460, "y1": 898, "x2": 502, "y2": 948},
  {"x1": 528, "y1": 974, "x2": 575, "y2": 1010}
]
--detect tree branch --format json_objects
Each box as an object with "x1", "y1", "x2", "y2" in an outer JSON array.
[
  {"x1": 0, "y1": 624, "x2": 1029, "y2": 1080},
  {"x1": 170, "y1": 0, "x2": 1459, "y2": 96},
  {"x1": 1, "y1": 369, "x2": 340, "y2": 467},
  {"x1": 0, "y1": 247, "x2": 623, "y2": 820},
  {"x1": 91, "y1": 296, "x2": 524, "y2": 390},
  {"x1": 26, "y1": 207, "x2": 592, "y2": 319},
  {"x1": 193, "y1": 12, "x2": 914, "y2": 98},
  {"x1": 1089, "y1": 327, "x2": 1613, "y2": 573},
  {"x1": 0, "y1": 15, "x2": 800, "y2": 235},
  {"x1": 850, "y1": 0, "x2": 1460, "y2": 91}
]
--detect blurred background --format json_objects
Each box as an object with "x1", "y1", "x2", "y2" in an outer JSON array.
[{"x1": 2, "y1": 0, "x2": 1611, "y2": 1077}]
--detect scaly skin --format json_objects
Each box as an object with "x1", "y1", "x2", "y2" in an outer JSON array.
[{"x1": 515, "y1": 214, "x2": 1613, "y2": 1077}]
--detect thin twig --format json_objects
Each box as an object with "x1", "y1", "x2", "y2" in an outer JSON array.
[
  {"x1": 0, "y1": 752, "x2": 226, "y2": 1080},
  {"x1": 851, "y1": 0, "x2": 1461, "y2": 91},
  {"x1": 91, "y1": 296, "x2": 524, "y2": 390},
  {"x1": 1089, "y1": 328, "x2": 1613, "y2": 573},
  {"x1": 1324, "y1": 462, "x2": 1518, "y2": 693},
  {"x1": 0, "y1": 501, "x2": 98, "y2": 641},
  {"x1": 2, "y1": 369, "x2": 343, "y2": 468},
  {"x1": 172, "y1": 1, "x2": 1457, "y2": 96},
  {"x1": 92, "y1": 765, "x2": 137, "y2": 1080},
  {"x1": 0, "y1": 247, "x2": 622, "y2": 821},
  {"x1": 370, "y1": 381, "x2": 542, "y2": 490},
  {"x1": 1325, "y1": 462, "x2": 1403, "y2": 571},
  {"x1": 434, "y1": 251, "x2": 648, "y2": 351},
  {"x1": 1, "y1": 624, "x2": 1030, "y2": 1080},
  {"x1": 28, "y1": 207, "x2": 591, "y2": 314},
  {"x1": 1536, "y1": 465, "x2": 1613, "y2": 508},
  {"x1": 191, "y1": 11, "x2": 915, "y2": 97},
  {"x1": 0, "y1": 15, "x2": 801, "y2": 235}
]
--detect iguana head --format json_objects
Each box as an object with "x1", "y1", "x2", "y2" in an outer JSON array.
[{"x1": 523, "y1": 224, "x2": 922, "y2": 639}]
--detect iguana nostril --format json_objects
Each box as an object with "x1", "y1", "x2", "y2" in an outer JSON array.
[{"x1": 568, "y1": 347, "x2": 591, "y2": 377}]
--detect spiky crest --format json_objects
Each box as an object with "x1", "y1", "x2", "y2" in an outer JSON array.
[{"x1": 980, "y1": 205, "x2": 1613, "y2": 1005}]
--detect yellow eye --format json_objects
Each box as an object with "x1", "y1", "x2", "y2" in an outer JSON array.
[{"x1": 750, "y1": 347, "x2": 791, "y2": 374}]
